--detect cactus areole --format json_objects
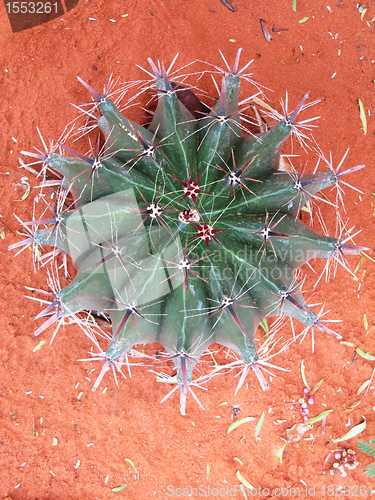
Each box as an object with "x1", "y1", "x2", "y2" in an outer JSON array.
[{"x1": 10, "y1": 51, "x2": 366, "y2": 415}]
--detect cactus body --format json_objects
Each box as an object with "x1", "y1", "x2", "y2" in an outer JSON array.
[{"x1": 10, "y1": 52, "x2": 365, "y2": 414}]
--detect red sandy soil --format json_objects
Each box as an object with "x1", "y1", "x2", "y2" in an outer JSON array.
[{"x1": 1, "y1": 1, "x2": 375, "y2": 499}]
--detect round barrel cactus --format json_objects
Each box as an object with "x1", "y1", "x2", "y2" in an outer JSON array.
[{"x1": 10, "y1": 50, "x2": 366, "y2": 414}]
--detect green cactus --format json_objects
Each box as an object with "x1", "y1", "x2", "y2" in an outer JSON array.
[{"x1": 10, "y1": 50, "x2": 366, "y2": 414}]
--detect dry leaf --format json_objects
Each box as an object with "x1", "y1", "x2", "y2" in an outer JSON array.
[{"x1": 286, "y1": 423, "x2": 312, "y2": 443}]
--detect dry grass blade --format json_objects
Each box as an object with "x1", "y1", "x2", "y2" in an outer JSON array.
[
  {"x1": 331, "y1": 417, "x2": 366, "y2": 443},
  {"x1": 227, "y1": 416, "x2": 255, "y2": 434},
  {"x1": 345, "y1": 366, "x2": 375, "y2": 411}
]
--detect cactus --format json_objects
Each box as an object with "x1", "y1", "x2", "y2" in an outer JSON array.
[{"x1": 9, "y1": 50, "x2": 366, "y2": 415}]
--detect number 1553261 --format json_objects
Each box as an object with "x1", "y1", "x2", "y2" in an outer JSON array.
[
  {"x1": 321, "y1": 485, "x2": 373, "y2": 496},
  {"x1": 5, "y1": 2, "x2": 59, "y2": 14}
]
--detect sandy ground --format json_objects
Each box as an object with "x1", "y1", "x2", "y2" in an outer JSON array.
[{"x1": 1, "y1": 1, "x2": 375, "y2": 499}]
